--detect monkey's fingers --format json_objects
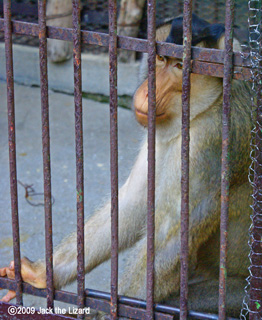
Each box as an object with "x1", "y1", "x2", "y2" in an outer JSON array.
[
  {"x1": 0, "y1": 267, "x2": 7, "y2": 278},
  {"x1": 0, "y1": 261, "x2": 16, "y2": 302},
  {"x1": 0, "y1": 261, "x2": 15, "y2": 283},
  {"x1": 1, "y1": 290, "x2": 16, "y2": 302},
  {"x1": 0, "y1": 266, "x2": 7, "y2": 290}
]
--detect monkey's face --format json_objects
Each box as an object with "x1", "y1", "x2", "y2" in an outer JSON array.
[{"x1": 134, "y1": 55, "x2": 184, "y2": 127}]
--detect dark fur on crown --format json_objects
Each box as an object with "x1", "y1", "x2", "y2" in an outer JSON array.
[{"x1": 165, "y1": 14, "x2": 225, "y2": 47}]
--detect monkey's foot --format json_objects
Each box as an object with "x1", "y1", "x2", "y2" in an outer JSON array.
[
  {"x1": 0, "y1": 289, "x2": 16, "y2": 302},
  {"x1": 0, "y1": 258, "x2": 46, "y2": 302}
]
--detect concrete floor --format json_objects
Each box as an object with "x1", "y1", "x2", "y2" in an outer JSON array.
[{"x1": 0, "y1": 80, "x2": 145, "y2": 310}]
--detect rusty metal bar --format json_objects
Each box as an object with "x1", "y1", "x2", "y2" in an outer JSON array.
[
  {"x1": 3, "y1": 0, "x2": 23, "y2": 306},
  {"x1": 0, "y1": 278, "x2": 239, "y2": 320},
  {"x1": 180, "y1": 2, "x2": 193, "y2": 320},
  {"x1": 0, "y1": 20, "x2": 253, "y2": 76},
  {"x1": 191, "y1": 60, "x2": 251, "y2": 81},
  {"x1": 108, "y1": 0, "x2": 119, "y2": 319},
  {"x1": 38, "y1": 0, "x2": 54, "y2": 309},
  {"x1": 72, "y1": 1, "x2": 85, "y2": 318},
  {"x1": 0, "y1": 20, "x2": 252, "y2": 67},
  {"x1": 220, "y1": 11, "x2": 233, "y2": 319},
  {"x1": 146, "y1": 0, "x2": 156, "y2": 319},
  {"x1": 218, "y1": 0, "x2": 235, "y2": 319}
]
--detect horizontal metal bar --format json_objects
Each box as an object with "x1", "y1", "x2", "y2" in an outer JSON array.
[
  {"x1": 0, "y1": 279, "x2": 171, "y2": 320},
  {"x1": 0, "y1": 19, "x2": 251, "y2": 71},
  {"x1": 192, "y1": 60, "x2": 251, "y2": 81},
  {"x1": 0, "y1": 278, "x2": 238, "y2": 320},
  {"x1": 0, "y1": 20, "x2": 250, "y2": 81}
]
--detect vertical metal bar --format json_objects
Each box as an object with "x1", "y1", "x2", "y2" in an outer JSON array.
[
  {"x1": 3, "y1": 0, "x2": 23, "y2": 306},
  {"x1": 218, "y1": 0, "x2": 234, "y2": 319},
  {"x1": 180, "y1": 2, "x2": 193, "y2": 320},
  {"x1": 72, "y1": 1, "x2": 85, "y2": 318},
  {"x1": 38, "y1": 0, "x2": 54, "y2": 309},
  {"x1": 108, "y1": 0, "x2": 119, "y2": 318},
  {"x1": 147, "y1": 0, "x2": 156, "y2": 319}
]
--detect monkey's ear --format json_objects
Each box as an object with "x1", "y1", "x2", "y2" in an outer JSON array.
[
  {"x1": 217, "y1": 34, "x2": 242, "y2": 52},
  {"x1": 156, "y1": 21, "x2": 173, "y2": 42},
  {"x1": 165, "y1": 14, "x2": 241, "y2": 52},
  {"x1": 165, "y1": 17, "x2": 183, "y2": 45},
  {"x1": 166, "y1": 14, "x2": 212, "y2": 45},
  {"x1": 192, "y1": 24, "x2": 225, "y2": 47},
  {"x1": 196, "y1": 23, "x2": 241, "y2": 52}
]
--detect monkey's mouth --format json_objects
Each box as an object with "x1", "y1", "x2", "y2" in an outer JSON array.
[{"x1": 135, "y1": 109, "x2": 166, "y2": 120}]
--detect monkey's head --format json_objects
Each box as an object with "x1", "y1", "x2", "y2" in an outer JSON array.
[{"x1": 133, "y1": 14, "x2": 241, "y2": 137}]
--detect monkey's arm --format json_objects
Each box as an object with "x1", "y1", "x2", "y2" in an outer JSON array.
[{"x1": 0, "y1": 141, "x2": 148, "y2": 300}]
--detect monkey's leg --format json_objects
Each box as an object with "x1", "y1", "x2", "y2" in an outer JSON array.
[
  {"x1": 119, "y1": 231, "x2": 182, "y2": 301},
  {"x1": 118, "y1": 197, "x2": 221, "y2": 302}
]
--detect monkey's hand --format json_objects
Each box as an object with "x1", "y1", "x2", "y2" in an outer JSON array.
[
  {"x1": 0, "y1": 259, "x2": 16, "y2": 302},
  {"x1": 0, "y1": 257, "x2": 46, "y2": 302}
]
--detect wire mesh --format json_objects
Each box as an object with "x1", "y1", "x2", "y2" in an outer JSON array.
[{"x1": 240, "y1": 0, "x2": 262, "y2": 319}]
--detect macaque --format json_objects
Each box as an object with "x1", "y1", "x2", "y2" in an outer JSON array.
[{"x1": 0, "y1": 15, "x2": 252, "y2": 317}]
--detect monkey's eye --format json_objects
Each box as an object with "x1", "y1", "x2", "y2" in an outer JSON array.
[
  {"x1": 174, "y1": 62, "x2": 183, "y2": 69},
  {"x1": 157, "y1": 55, "x2": 165, "y2": 62}
]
